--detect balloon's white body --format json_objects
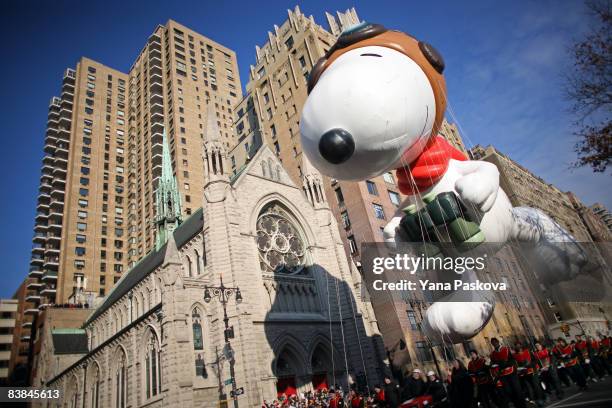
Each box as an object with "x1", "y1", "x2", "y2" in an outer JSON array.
[{"x1": 300, "y1": 44, "x2": 586, "y2": 343}]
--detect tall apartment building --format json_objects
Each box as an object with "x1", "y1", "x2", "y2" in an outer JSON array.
[
  {"x1": 470, "y1": 145, "x2": 612, "y2": 337},
  {"x1": 25, "y1": 21, "x2": 242, "y2": 306},
  {"x1": 0, "y1": 299, "x2": 18, "y2": 385},
  {"x1": 127, "y1": 21, "x2": 242, "y2": 263},
  {"x1": 27, "y1": 59, "x2": 129, "y2": 310},
  {"x1": 591, "y1": 202, "x2": 612, "y2": 234}
]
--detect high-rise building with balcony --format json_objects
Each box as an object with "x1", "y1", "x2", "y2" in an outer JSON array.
[
  {"x1": 25, "y1": 21, "x2": 242, "y2": 311},
  {"x1": 127, "y1": 21, "x2": 242, "y2": 264},
  {"x1": 27, "y1": 59, "x2": 129, "y2": 310}
]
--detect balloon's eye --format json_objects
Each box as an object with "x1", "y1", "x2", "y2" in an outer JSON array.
[{"x1": 419, "y1": 41, "x2": 445, "y2": 74}]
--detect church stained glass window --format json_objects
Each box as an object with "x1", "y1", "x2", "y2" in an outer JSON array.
[
  {"x1": 192, "y1": 308, "x2": 203, "y2": 350},
  {"x1": 256, "y1": 203, "x2": 307, "y2": 275}
]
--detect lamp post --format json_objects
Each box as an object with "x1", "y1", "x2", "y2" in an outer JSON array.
[
  {"x1": 204, "y1": 276, "x2": 243, "y2": 408},
  {"x1": 408, "y1": 298, "x2": 442, "y2": 378}
]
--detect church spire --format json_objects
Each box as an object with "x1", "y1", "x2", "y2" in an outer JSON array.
[
  {"x1": 155, "y1": 129, "x2": 183, "y2": 250},
  {"x1": 301, "y1": 154, "x2": 327, "y2": 208},
  {"x1": 203, "y1": 111, "x2": 229, "y2": 182}
]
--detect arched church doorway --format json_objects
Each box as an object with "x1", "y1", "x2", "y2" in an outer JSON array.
[
  {"x1": 274, "y1": 345, "x2": 307, "y2": 398},
  {"x1": 311, "y1": 343, "x2": 334, "y2": 391}
]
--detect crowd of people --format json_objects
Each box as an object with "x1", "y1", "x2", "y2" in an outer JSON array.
[{"x1": 262, "y1": 333, "x2": 612, "y2": 407}]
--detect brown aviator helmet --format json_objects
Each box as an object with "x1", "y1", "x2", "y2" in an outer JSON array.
[{"x1": 307, "y1": 22, "x2": 447, "y2": 135}]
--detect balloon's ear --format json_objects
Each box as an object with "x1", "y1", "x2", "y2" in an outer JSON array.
[
  {"x1": 307, "y1": 57, "x2": 327, "y2": 94},
  {"x1": 307, "y1": 22, "x2": 387, "y2": 94},
  {"x1": 418, "y1": 41, "x2": 445, "y2": 74}
]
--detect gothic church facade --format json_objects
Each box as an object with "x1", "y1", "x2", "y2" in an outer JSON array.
[{"x1": 35, "y1": 119, "x2": 385, "y2": 407}]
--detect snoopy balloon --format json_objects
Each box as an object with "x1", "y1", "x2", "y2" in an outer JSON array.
[{"x1": 300, "y1": 23, "x2": 586, "y2": 342}]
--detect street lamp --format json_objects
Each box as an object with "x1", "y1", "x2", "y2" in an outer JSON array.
[{"x1": 204, "y1": 276, "x2": 242, "y2": 408}]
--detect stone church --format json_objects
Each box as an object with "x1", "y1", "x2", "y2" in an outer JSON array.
[{"x1": 35, "y1": 117, "x2": 385, "y2": 407}]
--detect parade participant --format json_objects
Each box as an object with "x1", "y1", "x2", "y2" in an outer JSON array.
[
  {"x1": 467, "y1": 350, "x2": 495, "y2": 408},
  {"x1": 448, "y1": 360, "x2": 473, "y2": 408},
  {"x1": 587, "y1": 335, "x2": 608, "y2": 377},
  {"x1": 400, "y1": 368, "x2": 427, "y2": 402},
  {"x1": 489, "y1": 338, "x2": 525, "y2": 408},
  {"x1": 425, "y1": 370, "x2": 448, "y2": 406},
  {"x1": 552, "y1": 337, "x2": 587, "y2": 390},
  {"x1": 575, "y1": 334, "x2": 599, "y2": 381},
  {"x1": 373, "y1": 385, "x2": 387, "y2": 407},
  {"x1": 350, "y1": 389, "x2": 365, "y2": 408},
  {"x1": 598, "y1": 334, "x2": 612, "y2": 371},
  {"x1": 328, "y1": 390, "x2": 343, "y2": 408},
  {"x1": 533, "y1": 341, "x2": 563, "y2": 398},
  {"x1": 382, "y1": 375, "x2": 400, "y2": 407},
  {"x1": 512, "y1": 343, "x2": 545, "y2": 407}
]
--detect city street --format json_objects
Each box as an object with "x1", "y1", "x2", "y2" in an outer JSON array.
[{"x1": 544, "y1": 376, "x2": 612, "y2": 408}]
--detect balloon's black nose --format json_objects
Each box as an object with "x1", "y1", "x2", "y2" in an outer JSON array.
[{"x1": 318, "y1": 128, "x2": 355, "y2": 164}]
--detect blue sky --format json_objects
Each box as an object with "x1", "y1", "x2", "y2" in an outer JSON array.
[{"x1": 0, "y1": 0, "x2": 609, "y2": 297}]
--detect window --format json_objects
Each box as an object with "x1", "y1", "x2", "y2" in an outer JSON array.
[
  {"x1": 373, "y1": 204, "x2": 385, "y2": 220},
  {"x1": 299, "y1": 55, "x2": 306, "y2": 68},
  {"x1": 388, "y1": 191, "x2": 401, "y2": 206},
  {"x1": 335, "y1": 188, "x2": 344, "y2": 205},
  {"x1": 115, "y1": 350, "x2": 127, "y2": 408},
  {"x1": 192, "y1": 308, "x2": 203, "y2": 350},
  {"x1": 348, "y1": 235, "x2": 358, "y2": 254},
  {"x1": 366, "y1": 180, "x2": 378, "y2": 195},
  {"x1": 76, "y1": 234, "x2": 86, "y2": 244},
  {"x1": 407, "y1": 310, "x2": 419, "y2": 330},
  {"x1": 341, "y1": 211, "x2": 350, "y2": 228},
  {"x1": 145, "y1": 331, "x2": 162, "y2": 399},
  {"x1": 416, "y1": 341, "x2": 432, "y2": 361},
  {"x1": 256, "y1": 203, "x2": 307, "y2": 274},
  {"x1": 75, "y1": 260, "x2": 85, "y2": 269},
  {"x1": 383, "y1": 172, "x2": 395, "y2": 184},
  {"x1": 78, "y1": 199, "x2": 88, "y2": 208},
  {"x1": 77, "y1": 222, "x2": 87, "y2": 231},
  {"x1": 285, "y1": 36, "x2": 294, "y2": 49},
  {"x1": 78, "y1": 210, "x2": 87, "y2": 219},
  {"x1": 274, "y1": 141, "x2": 280, "y2": 155},
  {"x1": 80, "y1": 188, "x2": 89, "y2": 196},
  {"x1": 75, "y1": 247, "x2": 86, "y2": 256}
]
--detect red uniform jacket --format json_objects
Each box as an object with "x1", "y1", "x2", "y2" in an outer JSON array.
[
  {"x1": 490, "y1": 346, "x2": 515, "y2": 377},
  {"x1": 534, "y1": 348, "x2": 551, "y2": 368},
  {"x1": 468, "y1": 357, "x2": 492, "y2": 384},
  {"x1": 553, "y1": 344, "x2": 578, "y2": 367},
  {"x1": 513, "y1": 349, "x2": 535, "y2": 375}
]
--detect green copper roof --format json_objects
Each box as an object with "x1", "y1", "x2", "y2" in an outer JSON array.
[{"x1": 154, "y1": 129, "x2": 183, "y2": 250}]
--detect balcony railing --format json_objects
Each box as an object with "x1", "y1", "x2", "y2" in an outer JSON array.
[{"x1": 42, "y1": 270, "x2": 58, "y2": 281}]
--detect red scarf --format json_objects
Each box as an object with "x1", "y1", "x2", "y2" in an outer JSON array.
[{"x1": 396, "y1": 135, "x2": 467, "y2": 195}]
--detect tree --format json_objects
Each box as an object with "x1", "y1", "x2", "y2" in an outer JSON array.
[{"x1": 565, "y1": 0, "x2": 612, "y2": 172}]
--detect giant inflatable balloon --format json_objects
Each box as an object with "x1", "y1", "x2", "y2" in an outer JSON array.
[{"x1": 300, "y1": 22, "x2": 586, "y2": 343}]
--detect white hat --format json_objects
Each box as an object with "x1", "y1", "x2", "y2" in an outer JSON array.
[
  {"x1": 412, "y1": 368, "x2": 421, "y2": 373},
  {"x1": 427, "y1": 371, "x2": 436, "y2": 377}
]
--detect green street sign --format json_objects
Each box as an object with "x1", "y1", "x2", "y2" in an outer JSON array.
[{"x1": 224, "y1": 378, "x2": 233, "y2": 385}]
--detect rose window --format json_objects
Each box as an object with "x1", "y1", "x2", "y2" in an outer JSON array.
[{"x1": 257, "y1": 204, "x2": 306, "y2": 275}]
